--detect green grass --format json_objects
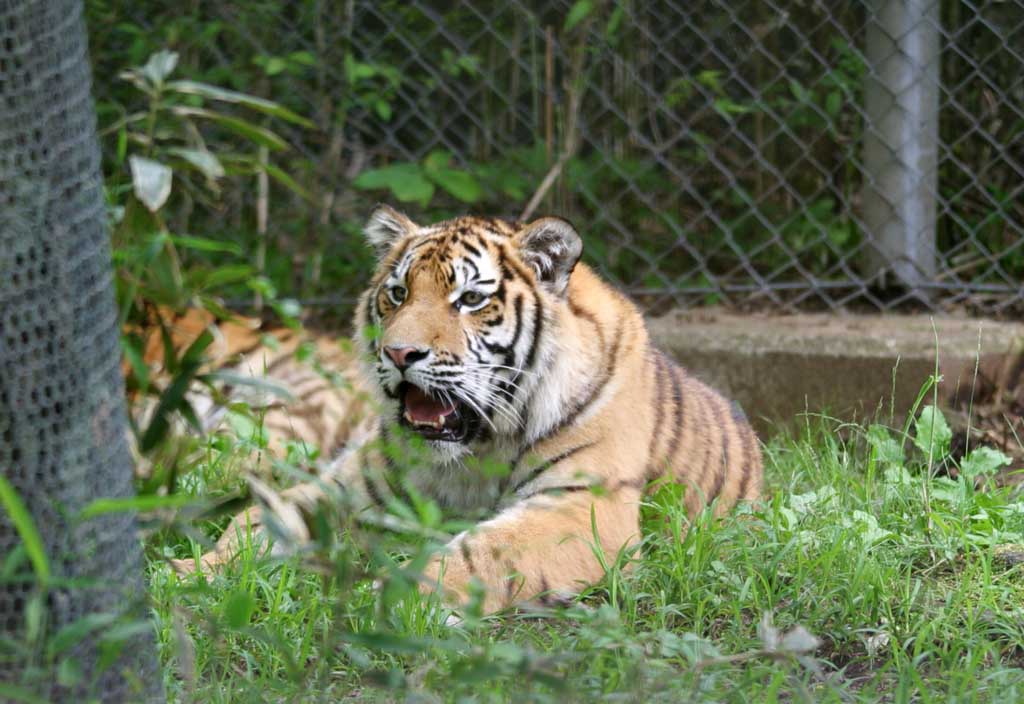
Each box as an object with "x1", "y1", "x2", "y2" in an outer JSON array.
[{"x1": 140, "y1": 403, "x2": 1024, "y2": 703}]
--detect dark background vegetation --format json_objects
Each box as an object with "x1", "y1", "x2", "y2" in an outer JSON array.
[{"x1": 86, "y1": 0, "x2": 1024, "y2": 324}]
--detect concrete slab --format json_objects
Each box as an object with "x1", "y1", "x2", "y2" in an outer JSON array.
[{"x1": 646, "y1": 309, "x2": 1024, "y2": 439}]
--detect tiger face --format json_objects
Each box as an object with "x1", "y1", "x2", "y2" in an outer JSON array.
[{"x1": 355, "y1": 206, "x2": 582, "y2": 457}]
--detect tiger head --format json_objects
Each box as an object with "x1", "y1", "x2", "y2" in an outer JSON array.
[{"x1": 355, "y1": 205, "x2": 583, "y2": 457}]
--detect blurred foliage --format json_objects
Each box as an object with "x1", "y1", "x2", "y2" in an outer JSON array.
[
  {"x1": 87, "y1": 1, "x2": 1024, "y2": 314},
  {"x1": 105, "y1": 46, "x2": 312, "y2": 503}
]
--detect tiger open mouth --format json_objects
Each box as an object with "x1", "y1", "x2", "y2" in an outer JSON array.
[{"x1": 398, "y1": 382, "x2": 479, "y2": 443}]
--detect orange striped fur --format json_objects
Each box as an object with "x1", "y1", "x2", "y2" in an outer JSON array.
[
  {"x1": 126, "y1": 307, "x2": 375, "y2": 466},
  {"x1": 172, "y1": 206, "x2": 762, "y2": 614}
]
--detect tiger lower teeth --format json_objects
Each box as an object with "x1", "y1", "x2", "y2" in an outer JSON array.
[{"x1": 404, "y1": 411, "x2": 444, "y2": 429}]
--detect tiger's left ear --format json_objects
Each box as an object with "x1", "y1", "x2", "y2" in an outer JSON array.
[
  {"x1": 514, "y1": 217, "x2": 583, "y2": 296},
  {"x1": 363, "y1": 204, "x2": 419, "y2": 257}
]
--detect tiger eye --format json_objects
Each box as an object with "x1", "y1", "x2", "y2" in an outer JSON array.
[
  {"x1": 459, "y1": 291, "x2": 485, "y2": 307},
  {"x1": 388, "y1": 285, "x2": 407, "y2": 304}
]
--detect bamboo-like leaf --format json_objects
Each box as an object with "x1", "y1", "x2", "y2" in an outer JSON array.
[
  {"x1": 79, "y1": 494, "x2": 197, "y2": 519},
  {"x1": 263, "y1": 162, "x2": 313, "y2": 201},
  {"x1": 0, "y1": 475, "x2": 49, "y2": 585},
  {"x1": 168, "y1": 235, "x2": 243, "y2": 255},
  {"x1": 171, "y1": 107, "x2": 289, "y2": 151},
  {"x1": 120, "y1": 335, "x2": 149, "y2": 392},
  {"x1": 166, "y1": 147, "x2": 225, "y2": 180},
  {"x1": 201, "y1": 370, "x2": 295, "y2": 403},
  {"x1": 564, "y1": 0, "x2": 594, "y2": 32},
  {"x1": 46, "y1": 613, "x2": 118, "y2": 657},
  {"x1": 167, "y1": 80, "x2": 314, "y2": 128}
]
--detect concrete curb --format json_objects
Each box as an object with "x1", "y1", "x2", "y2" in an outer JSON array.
[{"x1": 647, "y1": 309, "x2": 1024, "y2": 439}]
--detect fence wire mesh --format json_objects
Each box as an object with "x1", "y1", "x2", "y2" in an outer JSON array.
[
  {"x1": 87, "y1": 1, "x2": 1024, "y2": 315},
  {"x1": 0, "y1": 0, "x2": 162, "y2": 699}
]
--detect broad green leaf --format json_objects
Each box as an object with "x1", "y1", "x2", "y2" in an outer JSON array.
[
  {"x1": 269, "y1": 297, "x2": 303, "y2": 325},
  {"x1": 605, "y1": 5, "x2": 625, "y2": 39},
  {"x1": 789, "y1": 79, "x2": 810, "y2": 102},
  {"x1": 288, "y1": 51, "x2": 316, "y2": 66},
  {"x1": 960, "y1": 446, "x2": 1012, "y2": 479},
  {"x1": 166, "y1": 147, "x2": 225, "y2": 180},
  {"x1": 789, "y1": 487, "x2": 836, "y2": 516},
  {"x1": 914, "y1": 405, "x2": 952, "y2": 459},
  {"x1": 712, "y1": 98, "x2": 751, "y2": 118},
  {"x1": 140, "y1": 50, "x2": 178, "y2": 85},
  {"x1": 866, "y1": 424, "x2": 903, "y2": 467},
  {"x1": 128, "y1": 156, "x2": 172, "y2": 212},
  {"x1": 224, "y1": 589, "x2": 256, "y2": 629},
  {"x1": 843, "y1": 510, "x2": 893, "y2": 545},
  {"x1": 167, "y1": 80, "x2": 314, "y2": 127},
  {"x1": 427, "y1": 169, "x2": 482, "y2": 203},
  {"x1": 56, "y1": 658, "x2": 82, "y2": 688},
  {"x1": 262, "y1": 57, "x2": 287, "y2": 76},
  {"x1": 353, "y1": 162, "x2": 417, "y2": 189},
  {"x1": 0, "y1": 475, "x2": 49, "y2": 585},
  {"x1": 826, "y1": 90, "x2": 842, "y2": 117},
  {"x1": 697, "y1": 70, "x2": 722, "y2": 91},
  {"x1": 344, "y1": 53, "x2": 378, "y2": 84},
  {"x1": 247, "y1": 276, "x2": 278, "y2": 299},
  {"x1": 564, "y1": 0, "x2": 594, "y2": 32},
  {"x1": 225, "y1": 408, "x2": 266, "y2": 447},
  {"x1": 423, "y1": 150, "x2": 452, "y2": 172},
  {"x1": 423, "y1": 151, "x2": 482, "y2": 202},
  {"x1": 353, "y1": 163, "x2": 434, "y2": 206}
]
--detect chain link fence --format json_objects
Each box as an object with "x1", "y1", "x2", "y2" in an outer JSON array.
[{"x1": 87, "y1": 1, "x2": 1024, "y2": 315}]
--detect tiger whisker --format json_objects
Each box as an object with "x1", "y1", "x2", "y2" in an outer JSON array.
[
  {"x1": 467, "y1": 369, "x2": 520, "y2": 392},
  {"x1": 471, "y1": 363, "x2": 536, "y2": 377},
  {"x1": 458, "y1": 374, "x2": 523, "y2": 429},
  {"x1": 464, "y1": 370, "x2": 524, "y2": 418}
]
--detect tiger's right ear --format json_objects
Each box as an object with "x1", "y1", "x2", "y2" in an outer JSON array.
[{"x1": 363, "y1": 205, "x2": 419, "y2": 257}]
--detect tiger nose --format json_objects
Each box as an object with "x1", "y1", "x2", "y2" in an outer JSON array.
[{"x1": 384, "y1": 345, "x2": 429, "y2": 371}]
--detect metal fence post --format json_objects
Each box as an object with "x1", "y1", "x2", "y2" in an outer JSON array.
[
  {"x1": 861, "y1": 0, "x2": 941, "y2": 293},
  {"x1": 0, "y1": 0, "x2": 163, "y2": 700}
]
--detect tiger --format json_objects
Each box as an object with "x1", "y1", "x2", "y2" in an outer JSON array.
[
  {"x1": 171, "y1": 205, "x2": 763, "y2": 615},
  {"x1": 123, "y1": 305, "x2": 377, "y2": 471}
]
